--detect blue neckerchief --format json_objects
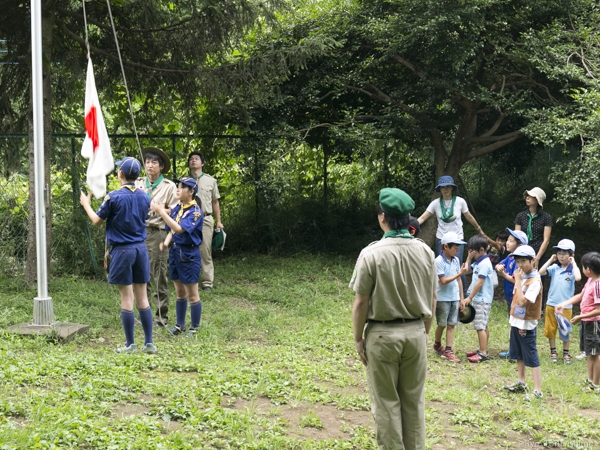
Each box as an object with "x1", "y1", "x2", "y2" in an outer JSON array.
[{"x1": 523, "y1": 270, "x2": 540, "y2": 280}]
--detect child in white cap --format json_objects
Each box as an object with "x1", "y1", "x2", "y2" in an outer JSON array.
[
  {"x1": 539, "y1": 239, "x2": 581, "y2": 363},
  {"x1": 433, "y1": 232, "x2": 467, "y2": 362},
  {"x1": 503, "y1": 245, "x2": 543, "y2": 401}
]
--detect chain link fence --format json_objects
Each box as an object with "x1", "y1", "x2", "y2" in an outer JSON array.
[
  {"x1": 2, "y1": 133, "x2": 532, "y2": 281},
  {"x1": 0, "y1": 134, "x2": 253, "y2": 281}
]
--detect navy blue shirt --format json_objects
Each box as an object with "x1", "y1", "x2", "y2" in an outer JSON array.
[
  {"x1": 96, "y1": 184, "x2": 150, "y2": 246},
  {"x1": 166, "y1": 202, "x2": 204, "y2": 246},
  {"x1": 499, "y1": 255, "x2": 518, "y2": 301}
]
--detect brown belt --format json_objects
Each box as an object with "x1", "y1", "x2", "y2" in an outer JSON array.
[{"x1": 368, "y1": 318, "x2": 421, "y2": 324}]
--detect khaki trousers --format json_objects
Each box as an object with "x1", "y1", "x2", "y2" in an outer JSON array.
[
  {"x1": 145, "y1": 228, "x2": 170, "y2": 323},
  {"x1": 199, "y1": 215, "x2": 214, "y2": 288},
  {"x1": 365, "y1": 320, "x2": 427, "y2": 450}
]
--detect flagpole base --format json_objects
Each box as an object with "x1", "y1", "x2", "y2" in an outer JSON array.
[
  {"x1": 8, "y1": 322, "x2": 90, "y2": 342},
  {"x1": 33, "y1": 296, "x2": 54, "y2": 325}
]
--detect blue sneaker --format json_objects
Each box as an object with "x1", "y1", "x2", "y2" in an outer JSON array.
[
  {"x1": 142, "y1": 343, "x2": 157, "y2": 354},
  {"x1": 115, "y1": 343, "x2": 137, "y2": 354},
  {"x1": 499, "y1": 350, "x2": 510, "y2": 359}
]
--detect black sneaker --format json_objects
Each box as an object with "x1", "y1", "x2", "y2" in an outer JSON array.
[
  {"x1": 169, "y1": 324, "x2": 185, "y2": 336},
  {"x1": 504, "y1": 381, "x2": 527, "y2": 393}
]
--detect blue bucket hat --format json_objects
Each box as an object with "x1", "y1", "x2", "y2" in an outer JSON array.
[
  {"x1": 435, "y1": 175, "x2": 458, "y2": 192},
  {"x1": 506, "y1": 228, "x2": 528, "y2": 246},
  {"x1": 174, "y1": 176, "x2": 198, "y2": 195},
  {"x1": 555, "y1": 313, "x2": 572, "y2": 342},
  {"x1": 115, "y1": 157, "x2": 141, "y2": 178}
]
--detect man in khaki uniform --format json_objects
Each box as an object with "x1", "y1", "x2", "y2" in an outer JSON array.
[
  {"x1": 350, "y1": 188, "x2": 437, "y2": 450},
  {"x1": 188, "y1": 151, "x2": 224, "y2": 291},
  {"x1": 136, "y1": 147, "x2": 178, "y2": 326}
]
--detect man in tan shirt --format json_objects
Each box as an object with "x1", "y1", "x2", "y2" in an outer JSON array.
[
  {"x1": 188, "y1": 151, "x2": 224, "y2": 291},
  {"x1": 136, "y1": 147, "x2": 178, "y2": 326},
  {"x1": 350, "y1": 188, "x2": 436, "y2": 450}
]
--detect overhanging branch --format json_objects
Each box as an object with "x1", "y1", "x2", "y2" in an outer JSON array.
[
  {"x1": 468, "y1": 132, "x2": 524, "y2": 158},
  {"x1": 58, "y1": 20, "x2": 189, "y2": 74}
]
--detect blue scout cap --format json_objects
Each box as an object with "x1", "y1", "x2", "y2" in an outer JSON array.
[
  {"x1": 506, "y1": 228, "x2": 528, "y2": 246},
  {"x1": 555, "y1": 313, "x2": 572, "y2": 342},
  {"x1": 435, "y1": 175, "x2": 458, "y2": 192},
  {"x1": 553, "y1": 239, "x2": 575, "y2": 252},
  {"x1": 115, "y1": 157, "x2": 141, "y2": 177},
  {"x1": 174, "y1": 176, "x2": 198, "y2": 194},
  {"x1": 379, "y1": 188, "x2": 415, "y2": 218},
  {"x1": 509, "y1": 245, "x2": 536, "y2": 258},
  {"x1": 440, "y1": 231, "x2": 467, "y2": 245}
]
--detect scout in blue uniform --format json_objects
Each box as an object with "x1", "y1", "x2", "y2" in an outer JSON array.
[
  {"x1": 151, "y1": 177, "x2": 204, "y2": 336},
  {"x1": 80, "y1": 157, "x2": 156, "y2": 354}
]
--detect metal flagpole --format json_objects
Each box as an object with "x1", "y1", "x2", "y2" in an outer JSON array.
[
  {"x1": 10, "y1": 1, "x2": 89, "y2": 340},
  {"x1": 31, "y1": 0, "x2": 53, "y2": 324}
]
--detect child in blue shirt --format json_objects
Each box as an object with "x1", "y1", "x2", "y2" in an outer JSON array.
[
  {"x1": 152, "y1": 177, "x2": 204, "y2": 337},
  {"x1": 496, "y1": 228, "x2": 528, "y2": 359},
  {"x1": 80, "y1": 157, "x2": 156, "y2": 354},
  {"x1": 539, "y1": 239, "x2": 582, "y2": 364},
  {"x1": 462, "y1": 235, "x2": 495, "y2": 363},
  {"x1": 433, "y1": 232, "x2": 467, "y2": 362}
]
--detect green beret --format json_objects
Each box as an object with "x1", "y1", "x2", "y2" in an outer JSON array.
[{"x1": 379, "y1": 188, "x2": 414, "y2": 217}]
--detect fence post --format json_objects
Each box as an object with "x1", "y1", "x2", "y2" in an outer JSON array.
[{"x1": 171, "y1": 135, "x2": 177, "y2": 178}]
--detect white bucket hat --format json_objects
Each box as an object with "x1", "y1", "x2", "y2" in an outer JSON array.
[
  {"x1": 553, "y1": 239, "x2": 575, "y2": 252},
  {"x1": 523, "y1": 187, "x2": 546, "y2": 207}
]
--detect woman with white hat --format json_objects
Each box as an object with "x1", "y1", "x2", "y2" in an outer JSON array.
[{"x1": 513, "y1": 187, "x2": 552, "y2": 269}]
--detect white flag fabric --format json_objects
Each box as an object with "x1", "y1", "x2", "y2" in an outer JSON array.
[{"x1": 81, "y1": 58, "x2": 113, "y2": 198}]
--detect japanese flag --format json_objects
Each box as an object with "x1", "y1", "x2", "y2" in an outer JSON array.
[{"x1": 81, "y1": 57, "x2": 113, "y2": 198}]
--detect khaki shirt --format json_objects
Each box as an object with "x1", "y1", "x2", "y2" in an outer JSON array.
[
  {"x1": 350, "y1": 237, "x2": 436, "y2": 321},
  {"x1": 194, "y1": 173, "x2": 220, "y2": 215},
  {"x1": 135, "y1": 176, "x2": 178, "y2": 229}
]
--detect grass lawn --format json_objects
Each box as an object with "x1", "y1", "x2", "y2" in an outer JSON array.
[{"x1": 0, "y1": 254, "x2": 599, "y2": 449}]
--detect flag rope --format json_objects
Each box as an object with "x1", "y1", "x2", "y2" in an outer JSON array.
[
  {"x1": 82, "y1": 1, "x2": 174, "y2": 336},
  {"x1": 104, "y1": 0, "x2": 144, "y2": 162}
]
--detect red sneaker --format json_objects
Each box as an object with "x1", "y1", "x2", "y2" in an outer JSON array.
[
  {"x1": 468, "y1": 352, "x2": 490, "y2": 363},
  {"x1": 433, "y1": 343, "x2": 444, "y2": 355},
  {"x1": 465, "y1": 349, "x2": 479, "y2": 357},
  {"x1": 442, "y1": 349, "x2": 461, "y2": 363}
]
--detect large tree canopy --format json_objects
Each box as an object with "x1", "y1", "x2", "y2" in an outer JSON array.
[
  {"x1": 228, "y1": 0, "x2": 593, "y2": 183},
  {"x1": 0, "y1": 0, "x2": 289, "y2": 281}
]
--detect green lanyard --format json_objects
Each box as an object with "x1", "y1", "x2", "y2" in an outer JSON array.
[
  {"x1": 144, "y1": 174, "x2": 164, "y2": 198},
  {"x1": 383, "y1": 229, "x2": 414, "y2": 239},
  {"x1": 439, "y1": 196, "x2": 456, "y2": 223},
  {"x1": 526, "y1": 212, "x2": 538, "y2": 242}
]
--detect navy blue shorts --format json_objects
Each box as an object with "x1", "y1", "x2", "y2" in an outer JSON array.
[
  {"x1": 582, "y1": 321, "x2": 600, "y2": 356},
  {"x1": 108, "y1": 243, "x2": 150, "y2": 285},
  {"x1": 509, "y1": 326, "x2": 540, "y2": 368},
  {"x1": 169, "y1": 245, "x2": 201, "y2": 285}
]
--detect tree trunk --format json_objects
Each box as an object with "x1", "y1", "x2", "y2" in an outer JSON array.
[{"x1": 25, "y1": 3, "x2": 54, "y2": 285}]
